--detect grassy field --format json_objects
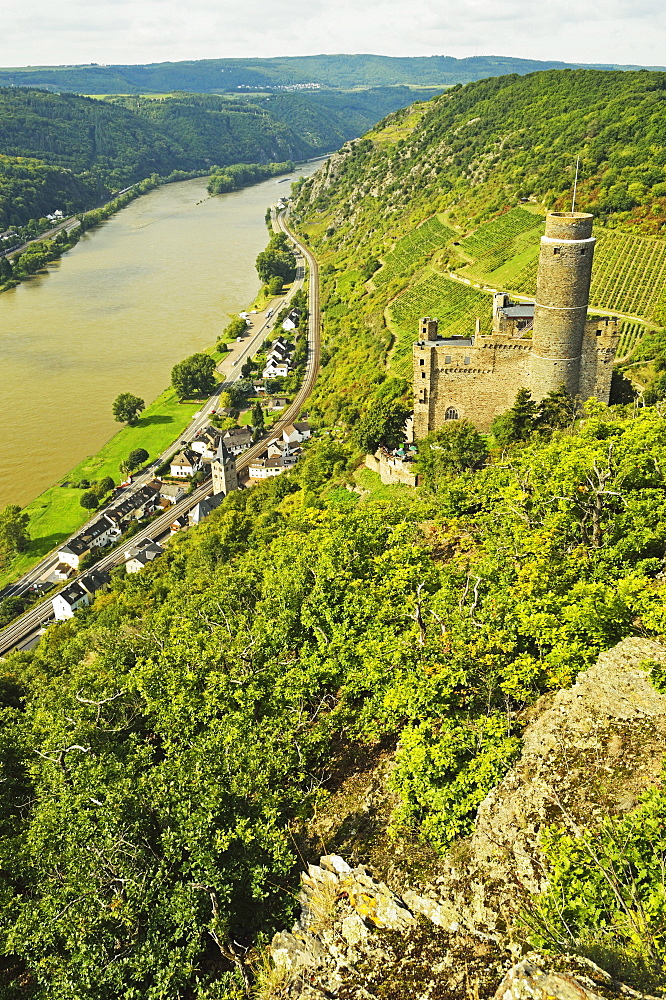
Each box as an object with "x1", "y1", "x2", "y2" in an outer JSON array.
[{"x1": 0, "y1": 387, "x2": 201, "y2": 589}]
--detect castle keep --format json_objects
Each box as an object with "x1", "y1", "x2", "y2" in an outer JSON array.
[{"x1": 413, "y1": 212, "x2": 619, "y2": 436}]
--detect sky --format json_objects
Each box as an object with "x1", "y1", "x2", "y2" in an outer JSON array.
[{"x1": 1, "y1": 0, "x2": 664, "y2": 69}]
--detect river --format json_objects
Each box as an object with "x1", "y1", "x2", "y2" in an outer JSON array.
[{"x1": 0, "y1": 162, "x2": 322, "y2": 509}]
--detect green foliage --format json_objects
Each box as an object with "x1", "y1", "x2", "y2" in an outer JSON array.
[
  {"x1": 112, "y1": 392, "x2": 145, "y2": 425},
  {"x1": 4, "y1": 408, "x2": 666, "y2": 993},
  {"x1": 528, "y1": 781, "x2": 666, "y2": 991},
  {"x1": 93, "y1": 476, "x2": 115, "y2": 498},
  {"x1": 0, "y1": 504, "x2": 30, "y2": 567},
  {"x1": 128, "y1": 448, "x2": 149, "y2": 470},
  {"x1": 171, "y1": 353, "x2": 217, "y2": 400},
  {"x1": 416, "y1": 420, "x2": 488, "y2": 487},
  {"x1": 391, "y1": 716, "x2": 521, "y2": 848},
  {"x1": 491, "y1": 387, "x2": 577, "y2": 446},
  {"x1": 356, "y1": 397, "x2": 411, "y2": 453},
  {"x1": 79, "y1": 491, "x2": 99, "y2": 510},
  {"x1": 208, "y1": 161, "x2": 294, "y2": 195},
  {"x1": 256, "y1": 234, "x2": 297, "y2": 285}
]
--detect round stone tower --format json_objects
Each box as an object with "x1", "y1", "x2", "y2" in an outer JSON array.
[{"x1": 529, "y1": 211, "x2": 595, "y2": 400}]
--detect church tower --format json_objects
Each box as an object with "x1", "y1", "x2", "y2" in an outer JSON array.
[
  {"x1": 211, "y1": 439, "x2": 238, "y2": 496},
  {"x1": 529, "y1": 211, "x2": 596, "y2": 401}
]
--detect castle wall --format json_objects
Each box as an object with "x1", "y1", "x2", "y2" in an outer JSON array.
[
  {"x1": 414, "y1": 336, "x2": 532, "y2": 435},
  {"x1": 579, "y1": 316, "x2": 620, "y2": 402}
]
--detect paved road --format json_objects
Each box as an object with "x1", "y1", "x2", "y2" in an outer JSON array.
[{"x1": 0, "y1": 210, "x2": 320, "y2": 657}]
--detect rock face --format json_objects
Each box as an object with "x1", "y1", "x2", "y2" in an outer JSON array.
[
  {"x1": 264, "y1": 638, "x2": 666, "y2": 998},
  {"x1": 449, "y1": 636, "x2": 666, "y2": 936}
]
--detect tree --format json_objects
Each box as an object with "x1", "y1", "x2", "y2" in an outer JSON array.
[
  {"x1": 171, "y1": 354, "x2": 217, "y2": 400},
  {"x1": 356, "y1": 398, "x2": 411, "y2": 454},
  {"x1": 218, "y1": 391, "x2": 232, "y2": 410},
  {"x1": 267, "y1": 275, "x2": 283, "y2": 295},
  {"x1": 79, "y1": 491, "x2": 99, "y2": 510},
  {"x1": 93, "y1": 477, "x2": 115, "y2": 498},
  {"x1": 0, "y1": 504, "x2": 30, "y2": 566},
  {"x1": 536, "y1": 385, "x2": 579, "y2": 433},
  {"x1": 491, "y1": 388, "x2": 538, "y2": 445},
  {"x1": 112, "y1": 393, "x2": 145, "y2": 425},
  {"x1": 128, "y1": 448, "x2": 149, "y2": 470},
  {"x1": 417, "y1": 420, "x2": 488, "y2": 487},
  {"x1": 251, "y1": 401, "x2": 265, "y2": 428},
  {"x1": 255, "y1": 248, "x2": 296, "y2": 285}
]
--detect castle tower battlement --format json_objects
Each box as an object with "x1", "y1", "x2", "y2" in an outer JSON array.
[{"x1": 529, "y1": 211, "x2": 596, "y2": 400}]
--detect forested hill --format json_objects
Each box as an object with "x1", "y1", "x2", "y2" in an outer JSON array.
[
  {"x1": 0, "y1": 85, "x2": 439, "y2": 227},
  {"x1": 291, "y1": 68, "x2": 666, "y2": 426},
  {"x1": 0, "y1": 52, "x2": 662, "y2": 94}
]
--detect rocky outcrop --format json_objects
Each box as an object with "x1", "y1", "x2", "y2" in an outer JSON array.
[
  {"x1": 446, "y1": 636, "x2": 666, "y2": 936},
  {"x1": 263, "y1": 638, "x2": 666, "y2": 998}
]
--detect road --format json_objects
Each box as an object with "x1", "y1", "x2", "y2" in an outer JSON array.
[{"x1": 0, "y1": 210, "x2": 320, "y2": 657}]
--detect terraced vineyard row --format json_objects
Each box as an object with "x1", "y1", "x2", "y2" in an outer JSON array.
[
  {"x1": 616, "y1": 320, "x2": 647, "y2": 360},
  {"x1": 459, "y1": 207, "x2": 544, "y2": 271},
  {"x1": 589, "y1": 230, "x2": 666, "y2": 324},
  {"x1": 387, "y1": 272, "x2": 493, "y2": 377},
  {"x1": 374, "y1": 216, "x2": 454, "y2": 286}
]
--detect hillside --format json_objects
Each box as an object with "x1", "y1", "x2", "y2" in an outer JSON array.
[
  {"x1": 291, "y1": 68, "x2": 666, "y2": 420},
  {"x1": 0, "y1": 53, "x2": 662, "y2": 94},
  {"x1": 0, "y1": 86, "x2": 440, "y2": 227},
  {"x1": 5, "y1": 65, "x2": 666, "y2": 999}
]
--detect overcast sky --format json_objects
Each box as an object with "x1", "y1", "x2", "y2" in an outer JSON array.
[{"x1": 1, "y1": 0, "x2": 664, "y2": 69}]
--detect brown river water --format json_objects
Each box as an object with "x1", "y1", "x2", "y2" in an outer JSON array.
[{"x1": 0, "y1": 162, "x2": 322, "y2": 509}]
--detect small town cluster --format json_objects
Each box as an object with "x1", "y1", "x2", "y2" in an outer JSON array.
[{"x1": 50, "y1": 419, "x2": 311, "y2": 621}]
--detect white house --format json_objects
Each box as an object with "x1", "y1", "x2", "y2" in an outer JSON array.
[
  {"x1": 191, "y1": 425, "x2": 222, "y2": 459},
  {"x1": 282, "y1": 422, "x2": 311, "y2": 446},
  {"x1": 170, "y1": 449, "x2": 202, "y2": 478},
  {"x1": 188, "y1": 493, "x2": 226, "y2": 526},
  {"x1": 262, "y1": 359, "x2": 290, "y2": 379},
  {"x1": 52, "y1": 569, "x2": 109, "y2": 620},
  {"x1": 248, "y1": 457, "x2": 287, "y2": 479},
  {"x1": 159, "y1": 482, "x2": 187, "y2": 505},
  {"x1": 57, "y1": 515, "x2": 121, "y2": 570},
  {"x1": 124, "y1": 540, "x2": 163, "y2": 574},
  {"x1": 222, "y1": 426, "x2": 253, "y2": 456}
]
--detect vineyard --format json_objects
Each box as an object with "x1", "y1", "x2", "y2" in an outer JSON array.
[
  {"x1": 589, "y1": 229, "x2": 666, "y2": 324},
  {"x1": 374, "y1": 216, "x2": 455, "y2": 286},
  {"x1": 387, "y1": 271, "x2": 493, "y2": 377},
  {"x1": 459, "y1": 207, "x2": 544, "y2": 274},
  {"x1": 616, "y1": 320, "x2": 648, "y2": 360}
]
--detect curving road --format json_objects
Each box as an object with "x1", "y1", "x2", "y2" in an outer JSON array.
[{"x1": 0, "y1": 210, "x2": 320, "y2": 657}]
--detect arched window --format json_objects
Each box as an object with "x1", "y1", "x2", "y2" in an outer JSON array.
[{"x1": 445, "y1": 407, "x2": 459, "y2": 421}]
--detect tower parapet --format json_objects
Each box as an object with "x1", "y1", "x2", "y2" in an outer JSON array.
[{"x1": 529, "y1": 211, "x2": 596, "y2": 400}]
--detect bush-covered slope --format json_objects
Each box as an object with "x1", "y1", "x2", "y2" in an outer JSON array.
[
  {"x1": 291, "y1": 69, "x2": 666, "y2": 424},
  {"x1": 4, "y1": 407, "x2": 666, "y2": 997}
]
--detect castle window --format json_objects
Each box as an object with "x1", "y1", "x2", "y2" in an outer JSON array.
[
  {"x1": 419, "y1": 358, "x2": 425, "y2": 366},
  {"x1": 464, "y1": 356, "x2": 470, "y2": 365},
  {"x1": 445, "y1": 354, "x2": 451, "y2": 364},
  {"x1": 596, "y1": 329, "x2": 602, "y2": 336},
  {"x1": 553, "y1": 247, "x2": 560, "y2": 255},
  {"x1": 421, "y1": 371, "x2": 426, "y2": 378},
  {"x1": 445, "y1": 407, "x2": 459, "y2": 421}
]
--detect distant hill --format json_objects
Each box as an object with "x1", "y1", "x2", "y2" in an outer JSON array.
[
  {"x1": 0, "y1": 85, "x2": 441, "y2": 227},
  {"x1": 0, "y1": 53, "x2": 663, "y2": 95}
]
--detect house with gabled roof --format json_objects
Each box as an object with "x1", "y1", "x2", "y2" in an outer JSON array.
[
  {"x1": 52, "y1": 569, "x2": 109, "y2": 620},
  {"x1": 124, "y1": 539, "x2": 163, "y2": 574},
  {"x1": 170, "y1": 449, "x2": 202, "y2": 478},
  {"x1": 222, "y1": 426, "x2": 253, "y2": 455}
]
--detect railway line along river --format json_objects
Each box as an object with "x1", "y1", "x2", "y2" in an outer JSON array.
[{"x1": 0, "y1": 161, "x2": 322, "y2": 509}]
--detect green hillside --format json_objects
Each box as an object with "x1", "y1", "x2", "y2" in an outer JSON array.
[
  {"x1": 292, "y1": 68, "x2": 666, "y2": 423},
  {"x1": 0, "y1": 86, "x2": 441, "y2": 227},
  {"x1": 0, "y1": 53, "x2": 663, "y2": 95}
]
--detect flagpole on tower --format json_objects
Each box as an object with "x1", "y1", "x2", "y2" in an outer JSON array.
[{"x1": 571, "y1": 155, "x2": 580, "y2": 213}]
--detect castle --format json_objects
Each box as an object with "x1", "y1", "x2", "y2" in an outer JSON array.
[{"x1": 413, "y1": 212, "x2": 619, "y2": 436}]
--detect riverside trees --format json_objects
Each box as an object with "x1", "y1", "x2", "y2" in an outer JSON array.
[
  {"x1": 112, "y1": 393, "x2": 145, "y2": 425},
  {"x1": 171, "y1": 353, "x2": 217, "y2": 400}
]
